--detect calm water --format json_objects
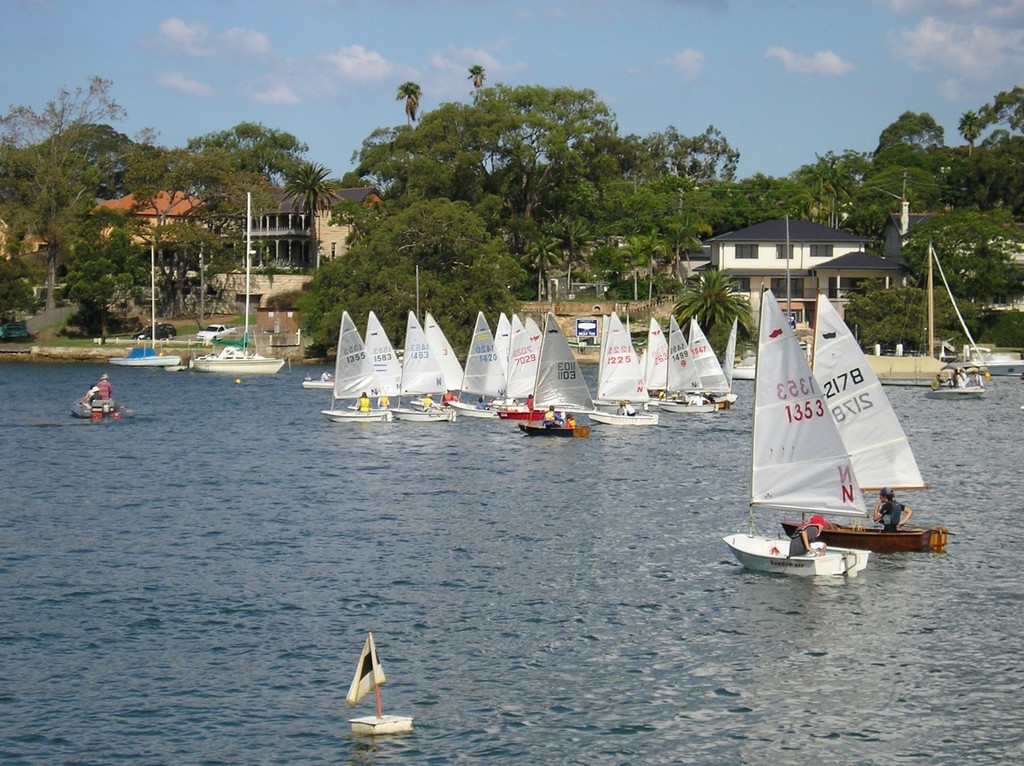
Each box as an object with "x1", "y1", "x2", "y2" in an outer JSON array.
[{"x1": 1, "y1": 361, "x2": 1023, "y2": 765}]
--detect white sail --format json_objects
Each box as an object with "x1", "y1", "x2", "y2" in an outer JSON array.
[
  {"x1": 460, "y1": 311, "x2": 506, "y2": 398},
  {"x1": 533, "y1": 313, "x2": 594, "y2": 411},
  {"x1": 423, "y1": 311, "x2": 464, "y2": 392},
  {"x1": 752, "y1": 290, "x2": 867, "y2": 518},
  {"x1": 330, "y1": 311, "x2": 382, "y2": 400},
  {"x1": 667, "y1": 316, "x2": 701, "y2": 392},
  {"x1": 722, "y1": 318, "x2": 738, "y2": 389},
  {"x1": 689, "y1": 318, "x2": 730, "y2": 394},
  {"x1": 365, "y1": 311, "x2": 402, "y2": 397},
  {"x1": 400, "y1": 312, "x2": 445, "y2": 396},
  {"x1": 505, "y1": 315, "x2": 542, "y2": 399},
  {"x1": 346, "y1": 632, "x2": 387, "y2": 707},
  {"x1": 812, "y1": 295, "x2": 926, "y2": 491},
  {"x1": 494, "y1": 312, "x2": 512, "y2": 379},
  {"x1": 643, "y1": 317, "x2": 669, "y2": 391},
  {"x1": 597, "y1": 313, "x2": 649, "y2": 403}
]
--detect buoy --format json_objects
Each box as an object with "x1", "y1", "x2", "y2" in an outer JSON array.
[{"x1": 235, "y1": 378, "x2": 241, "y2": 385}]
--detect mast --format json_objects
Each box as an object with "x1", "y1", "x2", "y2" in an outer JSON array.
[
  {"x1": 927, "y1": 242, "x2": 935, "y2": 360},
  {"x1": 245, "y1": 192, "x2": 252, "y2": 349},
  {"x1": 150, "y1": 244, "x2": 156, "y2": 351}
]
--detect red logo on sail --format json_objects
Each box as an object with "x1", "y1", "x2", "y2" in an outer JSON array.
[{"x1": 769, "y1": 328, "x2": 783, "y2": 338}]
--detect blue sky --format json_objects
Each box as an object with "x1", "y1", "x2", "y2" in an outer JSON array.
[{"x1": 6, "y1": 0, "x2": 1023, "y2": 182}]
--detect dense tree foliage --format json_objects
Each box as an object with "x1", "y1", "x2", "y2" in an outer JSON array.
[
  {"x1": 186, "y1": 122, "x2": 308, "y2": 186},
  {"x1": 673, "y1": 269, "x2": 753, "y2": 348}
]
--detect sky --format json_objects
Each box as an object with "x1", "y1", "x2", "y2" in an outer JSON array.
[{"x1": 5, "y1": 0, "x2": 1023, "y2": 184}]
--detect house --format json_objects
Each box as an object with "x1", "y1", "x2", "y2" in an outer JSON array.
[{"x1": 708, "y1": 219, "x2": 905, "y2": 323}]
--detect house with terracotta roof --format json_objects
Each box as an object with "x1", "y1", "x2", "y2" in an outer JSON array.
[{"x1": 708, "y1": 219, "x2": 905, "y2": 324}]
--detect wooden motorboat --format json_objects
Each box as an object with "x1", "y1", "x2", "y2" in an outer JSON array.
[
  {"x1": 780, "y1": 520, "x2": 947, "y2": 553},
  {"x1": 517, "y1": 422, "x2": 590, "y2": 438}
]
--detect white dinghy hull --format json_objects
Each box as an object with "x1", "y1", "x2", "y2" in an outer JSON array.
[
  {"x1": 723, "y1": 534, "x2": 870, "y2": 577},
  {"x1": 349, "y1": 715, "x2": 414, "y2": 735},
  {"x1": 588, "y1": 411, "x2": 659, "y2": 426},
  {"x1": 321, "y1": 408, "x2": 393, "y2": 423}
]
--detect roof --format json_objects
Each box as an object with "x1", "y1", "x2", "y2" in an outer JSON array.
[
  {"x1": 708, "y1": 218, "x2": 867, "y2": 244},
  {"x1": 272, "y1": 186, "x2": 381, "y2": 213},
  {"x1": 810, "y1": 251, "x2": 906, "y2": 272},
  {"x1": 97, "y1": 191, "x2": 202, "y2": 218}
]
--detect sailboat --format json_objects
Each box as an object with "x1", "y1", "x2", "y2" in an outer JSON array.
[
  {"x1": 658, "y1": 316, "x2": 715, "y2": 413},
  {"x1": 423, "y1": 311, "x2": 465, "y2": 396},
  {"x1": 926, "y1": 243, "x2": 986, "y2": 399},
  {"x1": 391, "y1": 311, "x2": 457, "y2": 422},
  {"x1": 110, "y1": 245, "x2": 182, "y2": 368},
  {"x1": 450, "y1": 311, "x2": 505, "y2": 419},
  {"x1": 346, "y1": 632, "x2": 413, "y2": 735},
  {"x1": 589, "y1": 313, "x2": 658, "y2": 426},
  {"x1": 688, "y1": 318, "x2": 737, "y2": 408},
  {"x1": 495, "y1": 315, "x2": 544, "y2": 421},
  {"x1": 320, "y1": 311, "x2": 393, "y2": 423},
  {"x1": 518, "y1": 313, "x2": 593, "y2": 437},
  {"x1": 192, "y1": 193, "x2": 285, "y2": 375},
  {"x1": 365, "y1": 310, "x2": 402, "y2": 400},
  {"x1": 722, "y1": 289, "x2": 871, "y2": 577},
  {"x1": 779, "y1": 294, "x2": 947, "y2": 552},
  {"x1": 641, "y1": 317, "x2": 669, "y2": 399}
]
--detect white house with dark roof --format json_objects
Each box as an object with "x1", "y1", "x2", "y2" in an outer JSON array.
[{"x1": 708, "y1": 218, "x2": 906, "y2": 323}]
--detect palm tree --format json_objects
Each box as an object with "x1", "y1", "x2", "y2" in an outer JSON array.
[
  {"x1": 525, "y1": 235, "x2": 562, "y2": 301},
  {"x1": 282, "y1": 162, "x2": 337, "y2": 268},
  {"x1": 958, "y1": 110, "x2": 983, "y2": 156},
  {"x1": 555, "y1": 217, "x2": 593, "y2": 292},
  {"x1": 621, "y1": 233, "x2": 666, "y2": 301},
  {"x1": 467, "y1": 65, "x2": 486, "y2": 93},
  {"x1": 673, "y1": 269, "x2": 752, "y2": 335},
  {"x1": 396, "y1": 81, "x2": 422, "y2": 125}
]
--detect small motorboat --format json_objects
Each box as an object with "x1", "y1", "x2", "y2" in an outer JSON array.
[
  {"x1": 70, "y1": 399, "x2": 134, "y2": 420},
  {"x1": 780, "y1": 520, "x2": 948, "y2": 553},
  {"x1": 517, "y1": 422, "x2": 590, "y2": 438}
]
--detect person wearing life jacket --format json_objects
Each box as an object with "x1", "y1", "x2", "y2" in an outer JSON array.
[
  {"x1": 421, "y1": 393, "x2": 435, "y2": 410},
  {"x1": 358, "y1": 392, "x2": 371, "y2": 412},
  {"x1": 564, "y1": 413, "x2": 577, "y2": 429},
  {"x1": 377, "y1": 394, "x2": 390, "y2": 409},
  {"x1": 873, "y1": 488, "x2": 913, "y2": 532},
  {"x1": 543, "y1": 405, "x2": 563, "y2": 428},
  {"x1": 442, "y1": 390, "x2": 457, "y2": 405},
  {"x1": 788, "y1": 514, "x2": 829, "y2": 557}
]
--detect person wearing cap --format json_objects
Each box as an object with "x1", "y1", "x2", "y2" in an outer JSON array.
[
  {"x1": 94, "y1": 373, "x2": 112, "y2": 400},
  {"x1": 873, "y1": 488, "x2": 913, "y2": 532},
  {"x1": 788, "y1": 514, "x2": 829, "y2": 557}
]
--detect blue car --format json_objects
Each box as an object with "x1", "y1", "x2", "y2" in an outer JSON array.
[{"x1": 0, "y1": 322, "x2": 30, "y2": 340}]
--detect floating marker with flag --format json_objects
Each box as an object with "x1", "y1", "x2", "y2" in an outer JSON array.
[{"x1": 345, "y1": 632, "x2": 413, "y2": 735}]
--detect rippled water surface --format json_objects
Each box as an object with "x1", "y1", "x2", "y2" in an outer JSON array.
[{"x1": 1, "y1": 362, "x2": 1023, "y2": 765}]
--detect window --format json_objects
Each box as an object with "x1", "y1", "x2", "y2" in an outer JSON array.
[
  {"x1": 734, "y1": 277, "x2": 751, "y2": 292},
  {"x1": 735, "y1": 244, "x2": 758, "y2": 259},
  {"x1": 775, "y1": 244, "x2": 793, "y2": 260},
  {"x1": 771, "y1": 277, "x2": 803, "y2": 298},
  {"x1": 810, "y1": 244, "x2": 833, "y2": 258}
]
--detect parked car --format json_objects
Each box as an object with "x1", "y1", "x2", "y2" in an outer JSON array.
[
  {"x1": 133, "y1": 323, "x2": 177, "y2": 340},
  {"x1": 0, "y1": 321, "x2": 31, "y2": 341},
  {"x1": 196, "y1": 324, "x2": 237, "y2": 342}
]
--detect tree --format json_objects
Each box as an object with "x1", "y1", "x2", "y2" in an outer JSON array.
[
  {"x1": 299, "y1": 198, "x2": 525, "y2": 355},
  {"x1": 646, "y1": 125, "x2": 740, "y2": 183},
  {"x1": 958, "y1": 111, "x2": 983, "y2": 156},
  {"x1": 673, "y1": 269, "x2": 752, "y2": 337},
  {"x1": 843, "y1": 283, "x2": 978, "y2": 354},
  {"x1": 468, "y1": 65, "x2": 486, "y2": 92},
  {"x1": 0, "y1": 76, "x2": 126, "y2": 310},
  {"x1": 875, "y1": 110, "x2": 945, "y2": 154},
  {"x1": 396, "y1": 81, "x2": 422, "y2": 125},
  {"x1": 525, "y1": 234, "x2": 562, "y2": 300},
  {"x1": 0, "y1": 257, "x2": 38, "y2": 320},
  {"x1": 187, "y1": 122, "x2": 309, "y2": 185},
  {"x1": 283, "y1": 162, "x2": 338, "y2": 268}
]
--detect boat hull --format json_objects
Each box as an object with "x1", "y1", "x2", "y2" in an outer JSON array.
[
  {"x1": 518, "y1": 423, "x2": 590, "y2": 438},
  {"x1": 780, "y1": 521, "x2": 948, "y2": 552},
  {"x1": 301, "y1": 379, "x2": 334, "y2": 389},
  {"x1": 723, "y1": 533, "x2": 870, "y2": 577},
  {"x1": 449, "y1": 401, "x2": 499, "y2": 418},
  {"x1": 109, "y1": 348, "x2": 182, "y2": 367},
  {"x1": 391, "y1": 407, "x2": 457, "y2": 422},
  {"x1": 924, "y1": 387, "x2": 985, "y2": 399},
  {"x1": 349, "y1": 715, "x2": 413, "y2": 735},
  {"x1": 588, "y1": 411, "x2": 659, "y2": 426},
  {"x1": 192, "y1": 348, "x2": 285, "y2": 375},
  {"x1": 658, "y1": 400, "x2": 718, "y2": 414},
  {"x1": 496, "y1": 407, "x2": 543, "y2": 421},
  {"x1": 321, "y1": 408, "x2": 392, "y2": 423},
  {"x1": 70, "y1": 400, "x2": 133, "y2": 420}
]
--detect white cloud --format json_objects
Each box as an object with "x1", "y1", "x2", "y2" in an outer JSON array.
[
  {"x1": 765, "y1": 47, "x2": 855, "y2": 76},
  {"x1": 154, "y1": 17, "x2": 212, "y2": 57},
  {"x1": 880, "y1": 0, "x2": 1024, "y2": 24},
  {"x1": 155, "y1": 72, "x2": 212, "y2": 97},
  {"x1": 667, "y1": 49, "x2": 704, "y2": 81},
  {"x1": 223, "y1": 27, "x2": 272, "y2": 56},
  {"x1": 889, "y1": 17, "x2": 1024, "y2": 81},
  {"x1": 250, "y1": 82, "x2": 301, "y2": 106},
  {"x1": 323, "y1": 45, "x2": 407, "y2": 82}
]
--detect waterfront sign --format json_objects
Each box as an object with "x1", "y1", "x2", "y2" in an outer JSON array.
[{"x1": 575, "y1": 318, "x2": 598, "y2": 338}]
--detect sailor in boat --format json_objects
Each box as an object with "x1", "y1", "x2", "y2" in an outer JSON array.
[
  {"x1": 543, "y1": 405, "x2": 565, "y2": 428},
  {"x1": 358, "y1": 392, "x2": 371, "y2": 412},
  {"x1": 95, "y1": 373, "x2": 112, "y2": 400},
  {"x1": 873, "y1": 488, "x2": 914, "y2": 532},
  {"x1": 788, "y1": 515, "x2": 829, "y2": 558},
  {"x1": 442, "y1": 390, "x2": 458, "y2": 406},
  {"x1": 617, "y1": 400, "x2": 637, "y2": 417},
  {"x1": 565, "y1": 413, "x2": 578, "y2": 429},
  {"x1": 421, "y1": 393, "x2": 436, "y2": 411},
  {"x1": 378, "y1": 394, "x2": 390, "y2": 409},
  {"x1": 320, "y1": 370, "x2": 333, "y2": 382}
]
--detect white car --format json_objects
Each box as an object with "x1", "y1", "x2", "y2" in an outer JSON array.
[{"x1": 196, "y1": 324, "x2": 237, "y2": 343}]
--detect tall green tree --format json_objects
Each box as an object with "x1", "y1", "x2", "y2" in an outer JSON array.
[
  {"x1": 467, "y1": 65, "x2": 486, "y2": 92},
  {"x1": 0, "y1": 257, "x2": 38, "y2": 321},
  {"x1": 673, "y1": 269, "x2": 752, "y2": 336},
  {"x1": 525, "y1": 234, "x2": 562, "y2": 300},
  {"x1": 0, "y1": 76, "x2": 126, "y2": 310},
  {"x1": 396, "y1": 81, "x2": 422, "y2": 125},
  {"x1": 283, "y1": 162, "x2": 338, "y2": 268},
  {"x1": 187, "y1": 122, "x2": 309, "y2": 185},
  {"x1": 958, "y1": 111, "x2": 983, "y2": 155}
]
